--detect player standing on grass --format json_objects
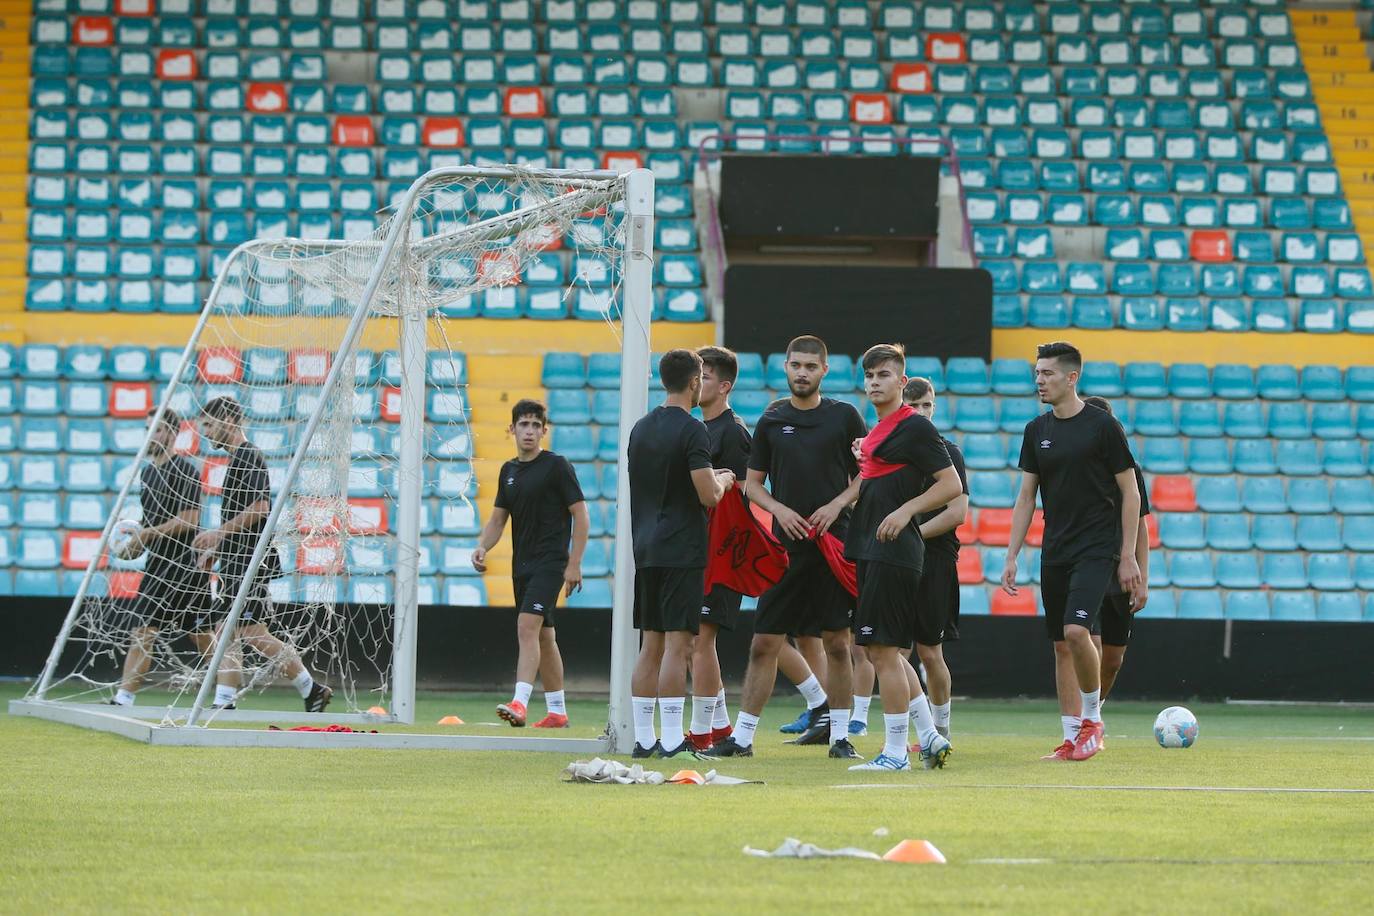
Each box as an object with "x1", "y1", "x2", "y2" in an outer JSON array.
[
  {"x1": 109, "y1": 409, "x2": 219, "y2": 707},
  {"x1": 849, "y1": 377, "x2": 968, "y2": 740},
  {"x1": 1081, "y1": 396, "x2": 1150, "y2": 704},
  {"x1": 688, "y1": 346, "x2": 751, "y2": 750},
  {"x1": 708, "y1": 335, "x2": 867, "y2": 760},
  {"x1": 627, "y1": 350, "x2": 734, "y2": 758},
  {"x1": 845, "y1": 346, "x2": 960, "y2": 771},
  {"x1": 192, "y1": 397, "x2": 332, "y2": 713},
  {"x1": 472, "y1": 399, "x2": 589, "y2": 729},
  {"x1": 1000, "y1": 343, "x2": 1141, "y2": 762}
]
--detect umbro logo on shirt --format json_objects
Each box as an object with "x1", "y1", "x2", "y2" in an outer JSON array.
[
  {"x1": 1040, "y1": 439, "x2": 1052, "y2": 449},
  {"x1": 782, "y1": 425, "x2": 796, "y2": 434},
  {"x1": 1075, "y1": 608, "x2": 1088, "y2": 619},
  {"x1": 533, "y1": 603, "x2": 544, "y2": 611},
  {"x1": 859, "y1": 626, "x2": 873, "y2": 636},
  {"x1": 506, "y1": 477, "x2": 515, "y2": 485}
]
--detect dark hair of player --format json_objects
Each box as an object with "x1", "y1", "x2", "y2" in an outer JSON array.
[
  {"x1": 1082, "y1": 395, "x2": 1113, "y2": 416},
  {"x1": 786, "y1": 335, "x2": 828, "y2": 362},
  {"x1": 148, "y1": 407, "x2": 183, "y2": 432},
  {"x1": 201, "y1": 396, "x2": 243, "y2": 424},
  {"x1": 510, "y1": 398, "x2": 548, "y2": 427},
  {"x1": 659, "y1": 348, "x2": 704, "y2": 394},
  {"x1": 860, "y1": 342, "x2": 906, "y2": 372},
  {"x1": 697, "y1": 345, "x2": 739, "y2": 386},
  {"x1": 903, "y1": 376, "x2": 934, "y2": 402},
  {"x1": 1036, "y1": 340, "x2": 1082, "y2": 372}
]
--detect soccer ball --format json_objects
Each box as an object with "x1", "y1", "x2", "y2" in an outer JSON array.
[
  {"x1": 110, "y1": 519, "x2": 144, "y2": 561},
  {"x1": 1153, "y1": 706, "x2": 1199, "y2": 749}
]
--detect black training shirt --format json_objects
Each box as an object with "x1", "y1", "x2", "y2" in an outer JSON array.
[
  {"x1": 919, "y1": 436, "x2": 969, "y2": 562},
  {"x1": 1105, "y1": 461, "x2": 1150, "y2": 597},
  {"x1": 493, "y1": 449, "x2": 585, "y2": 579},
  {"x1": 219, "y1": 440, "x2": 281, "y2": 580},
  {"x1": 749, "y1": 397, "x2": 867, "y2": 549},
  {"x1": 1019, "y1": 405, "x2": 1136, "y2": 565},
  {"x1": 705, "y1": 408, "x2": 751, "y2": 479},
  {"x1": 140, "y1": 455, "x2": 202, "y2": 573},
  {"x1": 627, "y1": 405, "x2": 713, "y2": 569},
  {"x1": 845, "y1": 412, "x2": 953, "y2": 569}
]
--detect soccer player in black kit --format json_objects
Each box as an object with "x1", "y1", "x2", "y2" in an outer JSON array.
[
  {"x1": 687, "y1": 346, "x2": 752, "y2": 750},
  {"x1": 473, "y1": 398, "x2": 589, "y2": 729},
  {"x1": 845, "y1": 345, "x2": 961, "y2": 771},
  {"x1": 109, "y1": 408, "x2": 217, "y2": 707},
  {"x1": 193, "y1": 397, "x2": 332, "y2": 713},
  {"x1": 1081, "y1": 396, "x2": 1150, "y2": 704},
  {"x1": 708, "y1": 335, "x2": 868, "y2": 760},
  {"x1": 626, "y1": 349, "x2": 734, "y2": 758},
  {"x1": 1000, "y1": 343, "x2": 1141, "y2": 762}
]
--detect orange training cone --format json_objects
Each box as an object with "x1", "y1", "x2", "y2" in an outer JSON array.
[
  {"x1": 437, "y1": 715, "x2": 465, "y2": 725},
  {"x1": 882, "y1": 840, "x2": 946, "y2": 864},
  {"x1": 366, "y1": 706, "x2": 388, "y2": 716},
  {"x1": 667, "y1": 769, "x2": 705, "y2": 785}
]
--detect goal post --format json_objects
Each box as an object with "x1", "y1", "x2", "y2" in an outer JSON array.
[{"x1": 16, "y1": 165, "x2": 654, "y2": 754}]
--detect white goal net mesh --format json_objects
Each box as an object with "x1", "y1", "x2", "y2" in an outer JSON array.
[{"x1": 34, "y1": 167, "x2": 631, "y2": 720}]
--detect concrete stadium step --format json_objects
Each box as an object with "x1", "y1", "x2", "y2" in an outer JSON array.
[
  {"x1": 1290, "y1": 9, "x2": 1358, "y2": 28},
  {"x1": 1302, "y1": 56, "x2": 1371, "y2": 73},
  {"x1": 466, "y1": 388, "x2": 546, "y2": 428},
  {"x1": 1299, "y1": 42, "x2": 1372, "y2": 60},
  {"x1": 1311, "y1": 71, "x2": 1374, "y2": 89}
]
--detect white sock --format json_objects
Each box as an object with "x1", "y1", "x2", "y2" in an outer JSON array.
[
  {"x1": 632, "y1": 695, "x2": 657, "y2": 748},
  {"x1": 690, "y1": 696, "x2": 714, "y2": 734},
  {"x1": 659, "y1": 697, "x2": 685, "y2": 751},
  {"x1": 114, "y1": 688, "x2": 135, "y2": 706},
  {"x1": 908, "y1": 695, "x2": 937, "y2": 749},
  {"x1": 513, "y1": 680, "x2": 533, "y2": 706},
  {"x1": 852, "y1": 695, "x2": 872, "y2": 726},
  {"x1": 544, "y1": 689, "x2": 566, "y2": 716},
  {"x1": 932, "y1": 700, "x2": 951, "y2": 730},
  {"x1": 292, "y1": 670, "x2": 315, "y2": 699},
  {"x1": 796, "y1": 674, "x2": 827, "y2": 709},
  {"x1": 1081, "y1": 689, "x2": 1102, "y2": 723},
  {"x1": 214, "y1": 684, "x2": 237, "y2": 707},
  {"x1": 712, "y1": 688, "x2": 730, "y2": 729},
  {"x1": 1062, "y1": 715, "x2": 1081, "y2": 742},
  {"x1": 829, "y1": 708, "x2": 850, "y2": 744},
  {"x1": 883, "y1": 712, "x2": 910, "y2": 761},
  {"x1": 733, "y1": 711, "x2": 760, "y2": 748}
]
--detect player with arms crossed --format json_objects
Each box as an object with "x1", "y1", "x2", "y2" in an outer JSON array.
[
  {"x1": 110, "y1": 409, "x2": 220, "y2": 706},
  {"x1": 708, "y1": 335, "x2": 867, "y2": 760},
  {"x1": 1081, "y1": 396, "x2": 1150, "y2": 704},
  {"x1": 1001, "y1": 343, "x2": 1141, "y2": 761},
  {"x1": 192, "y1": 397, "x2": 332, "y2": 713},
  {"x1": 845, "y1": 346, "x2": 961, "y2": 771},
  {"x1": 473, "y1": 398, "x2": 589, "y2": 728},
  {"x1": 688, "y1": 346, "x2": 752, "y2": 749},
  {"x1": 627, "y1": 350, "x2": 734, "y2": 758}
]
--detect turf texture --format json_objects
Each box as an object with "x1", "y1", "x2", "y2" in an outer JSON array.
[{"x1": 4, "y1": 683, "x2": 1372, "y2": 913}]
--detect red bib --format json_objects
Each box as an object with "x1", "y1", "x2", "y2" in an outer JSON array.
[
  {"x1": 860, "y1": 404, "x2": 917, "y2": 479},
  {"x1": 704, "y1": 487, "x2": 790, "y2": 597}
]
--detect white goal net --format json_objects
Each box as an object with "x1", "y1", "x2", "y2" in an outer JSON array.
[{"x1": 25, "y1": 166, "x2": 651, "y2": 749}]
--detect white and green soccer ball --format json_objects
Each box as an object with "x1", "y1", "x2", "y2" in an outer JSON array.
[
  {"x1": 1153, "y1": 706, "x2": 1199, "y2": 749},
  {"x1": 110, "y1": 519, "x2": 144, "y2": 561}
]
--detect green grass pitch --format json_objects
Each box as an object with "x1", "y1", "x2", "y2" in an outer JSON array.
[{"x1": 4, "y1": 682, "x2": 1372, "y2": 913}]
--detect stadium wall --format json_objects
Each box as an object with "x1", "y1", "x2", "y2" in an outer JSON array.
[{"x1": 6, "y1": 599, "x2": 1373, "y2": 703}]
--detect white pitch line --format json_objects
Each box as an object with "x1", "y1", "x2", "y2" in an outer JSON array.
[
  {"x1": 966, "y1": 857, "x2": 1374, "y2": 867},
  {"x1": 831, "y1": 783, "x2": 1374, "y2": 794}
]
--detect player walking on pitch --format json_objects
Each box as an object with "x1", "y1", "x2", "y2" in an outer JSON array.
[
  {"x1": 688, "y1": 346, "x2": 752, "y2": 750},
  {"x1": 472, "y1": 399, "x2": 589, "y2": 728},
  {"x1": 708, "y1": 335, "x2": 867, "y2": 759},
  {"x1": 845, "y1": 346, "x2": 961, "y2": 771},
  {"x1": 109, "y1": 409, "x2": 219, "y2": 706},
  {"x1": 1001, "y1": 343, "x2": 1142, "y2": 761},
  {"x1": 627, "y1": 350, "x2": 734, "y2": 758},
  {"x1": 192, "y1": 397, "x2": 332, "y2": 713}
]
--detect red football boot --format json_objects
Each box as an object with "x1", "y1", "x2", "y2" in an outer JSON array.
[
  {"x1": 531, "y1": 712, "x2": 569, "y2": 728},
  {"x1": 1069, "y1": 719, "x2": 1104, "y2": 761},
  {"x1": 709, "y1": 724, "x2": 733, "y2": 744},
  {"x1": 496, "y1": 699, "x2": 527, "y2": 727},
  {"x1": 1040, "y1": 740, "x2": 1074, "y2": 761},
  {"x1": 687, "y1": 731, "x2": 714, "y2": 750}
]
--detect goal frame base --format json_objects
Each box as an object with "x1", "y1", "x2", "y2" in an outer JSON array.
[{"x1": 8, "y1": 699, "x2": 611, "y2": 753}]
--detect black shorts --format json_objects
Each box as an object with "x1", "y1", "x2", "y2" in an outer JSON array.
[
  {"x1": 699, "y1": 584, "x2": 743, "y2": 631},
  {"x1": 213, "y1": 575, "x2": 274, "y2": 629},
  {"x1": 853, "y1": 560, "x2": 920, "y2": 650},
  {"x1": 753, "y1": 543, "x2": 854, "y2": 637},
  {"x1": 914, "y1": 550, "x2": 959, "y2": 647},
  {"x1": 132, "y1": 560, "x2": 213, "y2": 632},
  {"x1": 1099, "y1": 591, "x2": 1134, "y2": 647},
  {"x1": 515, "y1": 573, "x2": 563, "y2": 627},
  {"x1": 1040, "y1": 557, "x2": 1116, "y2": 641},
  {"x1": 633, "y1": 566, "x2": 704, "y2": 634}
]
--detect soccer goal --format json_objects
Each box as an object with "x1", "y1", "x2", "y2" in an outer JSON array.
[{"x1": 11, "y1": 166, "x2": 654, "y2": 753}]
